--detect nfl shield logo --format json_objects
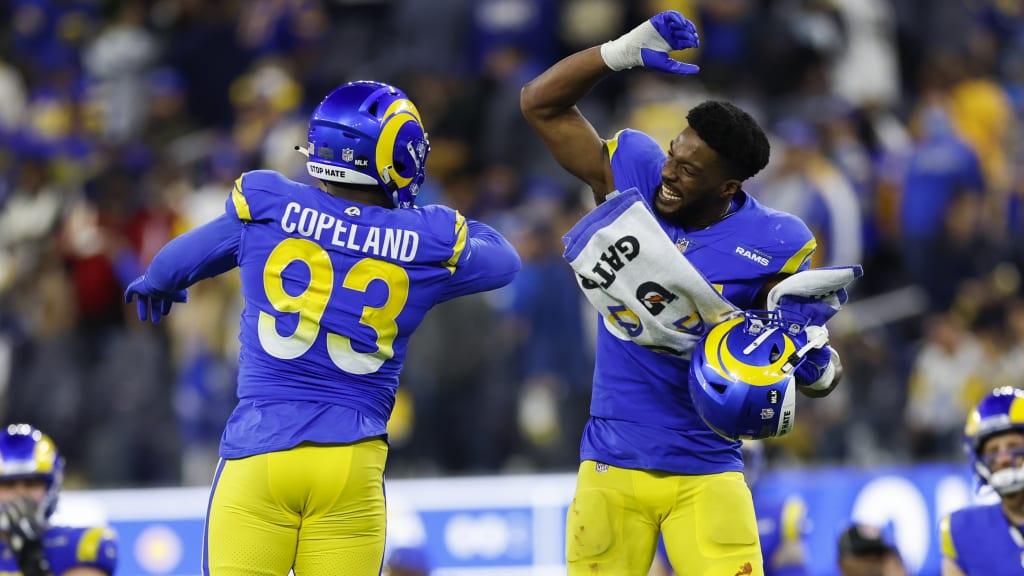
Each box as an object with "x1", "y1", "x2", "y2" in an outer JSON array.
[
  {"x1": 342, "y1": 148, "x2": 354, "y2": 163},
  {"x1": 675, "y1": 238, "x2": 690, "y2": 253}
]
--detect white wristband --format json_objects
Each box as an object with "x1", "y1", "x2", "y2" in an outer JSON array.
[{"x1": 599, "y1": 20, "x2": 672, "y2": 71}]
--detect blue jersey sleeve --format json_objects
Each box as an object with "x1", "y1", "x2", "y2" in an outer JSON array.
[
  {"x1": 225, "y1": 170, "x2": 287, "y2": 223},
  {"x1": 607, "y1": 129, "x2": 664, "y2": 202},
  {"x1": 73, "y1": 527, "x2": 118, "y2": 574},
  {"x1": 145, "y1": 213, "x2": 243, "y2": 293},
  {"x1": 437, "y1": 220, "x2": 521, "y2": 303},
  {"x1": 43, "y1": 526, "x2": 118, "y2": 575}
]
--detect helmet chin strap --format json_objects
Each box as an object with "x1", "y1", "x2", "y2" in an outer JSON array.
[{"x1": 979, "y1": 462, "x2": 1024, "y2": 496}]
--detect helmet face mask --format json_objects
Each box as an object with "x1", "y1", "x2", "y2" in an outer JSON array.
[
  {"x1": 0, "y1": 424, "x2": 64, "y2": 518},
  {"x1": 689, "y1": 311, "x2": 805, "y2": 441},
  {"x1": 300, "y1": 81, "x2": 430, "y2": 208},
  {"x1": 965, "y1": 387, "x2": 1024, "y2": 496}
]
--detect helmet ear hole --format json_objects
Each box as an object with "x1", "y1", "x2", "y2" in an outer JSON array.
[
  {"x1": 710, "y1": 382, "x2": 728, "y2": 395},
  {"x1": 770, "y1": 343, "x2": 782, "y2": 363}
]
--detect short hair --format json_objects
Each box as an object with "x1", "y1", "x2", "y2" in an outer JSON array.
[{"x1": 686, "y1": 101, "x2": 770, "y2": 181}]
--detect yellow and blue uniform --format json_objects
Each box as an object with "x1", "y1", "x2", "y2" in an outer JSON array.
[
  {"x1": 0, "y1": 526, "x2": 117, "y2": 575},
  {"x1": 941, "y1": 503, "x2": 1024, "y2": 575},
  {"x1": 567, "y1": 130, "x2": 815, "y2": 575},
  {"x1": 142, "y1": 170, "x2": 520, "y2": 574}
]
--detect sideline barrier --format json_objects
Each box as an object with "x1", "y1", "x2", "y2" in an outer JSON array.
[{"x1": 55, "y1": 463, "x2": 981, "y2": 575}]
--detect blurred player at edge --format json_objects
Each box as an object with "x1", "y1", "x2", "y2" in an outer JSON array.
[
  {"x1": 941, "y1": 386, "x2": 1024, "y2": 575},
  {"x1": 125, "y1": 81, "x2": 520, "y2": 575},
  {"x1": 0, "y1": 424, "x2": 117, "y2": 576},
  {"x1": 521, "y1": 9, "x2": 844, "y2": 576}
]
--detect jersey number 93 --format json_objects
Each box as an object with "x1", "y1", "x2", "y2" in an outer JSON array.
[{"x1": 257, "y1": 237, "x2": 409, "y2": 375}]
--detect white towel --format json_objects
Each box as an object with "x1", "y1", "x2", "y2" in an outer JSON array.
[
  {"x1": 766, "y1": 266, "x2": 863, "y2": 311},
  {"x1": 562, "y1": 188, "x2": 739, "y2": 360}
]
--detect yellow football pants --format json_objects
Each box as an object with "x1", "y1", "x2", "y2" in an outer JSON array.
[
  {"x1": 203, "y1": 439, "x2": 388, "y2": 575},
  {"x1": 566, "y1": 461, "x2": 763, "y2": 576}
]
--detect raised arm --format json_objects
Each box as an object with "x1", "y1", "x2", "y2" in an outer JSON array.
[
  {"x1": 520, "y1": 11, "x2": 700, "y2": 205},
  {"x1": 520, "y1": 47, "x2": 616, "y2": 201}
]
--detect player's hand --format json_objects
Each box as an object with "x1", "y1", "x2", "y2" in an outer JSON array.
[
  {"x1": 124, "y1": 274, "x2": 188, "y2": 323},
  {"x1": 767, "y1": 265, "x2": 863, "y2": 327},
  {"x1": 777, "y1": 290, "x2": 848, "y2": 328},
  {"x1": 795, "y1": 346, "x2": 842, "y2": 398},
  {"x1": 0, "y1": 497, "x2": 49, "y2": 576},
  {"x1": 600, "y1": 11, "x2": 700, "y2": 74},
  {"x1": 0, "y1": 496, "x2": 46, "y2": 548}
]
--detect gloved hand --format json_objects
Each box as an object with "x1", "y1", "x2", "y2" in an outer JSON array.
[
  {"x1": 782, "y1": 325, "x2": 840, "y2": 397},
  {"x1": 0, "y1": 497, "x2": 49, "y2": 576},
  {"x1": 776, "y1": 290, "x2": 849, "y2": 328},
  {"x1": 767, "y1": 265, "x2": 863, "y2": 327},
  {"x1": 600, "y1": 11, "x2": 700, "y2": 75},
  {"x1": 124, "y1": 274, "x2": 188, "y2": 323}
]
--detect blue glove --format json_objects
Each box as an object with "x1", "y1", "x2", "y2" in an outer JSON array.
[
  {"x1": 794, "y1": 345, "x2": 833, "y2": 385},
  {"x1": 124, "y1": 275, "x2": 187, "y2": 323},
  {"x1": 600, "y1": 11, "x2": 700, "y2": 75},
  {"x1": 643, "y1": 12, "x2": 701, "y2": 74},
  {"x1": 767, "y1": 265, "x2": 863, "y2": 327},
  {"x1": 776, "y1": 289, "x2": 849, "y2": 328}
]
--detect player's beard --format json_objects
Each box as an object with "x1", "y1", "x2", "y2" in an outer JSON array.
[{"x1": 654, "y1": 186, "x2": 725, "y2": 229}]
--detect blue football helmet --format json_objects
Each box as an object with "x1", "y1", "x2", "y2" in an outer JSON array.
[
  {"x1": 0, "y1": 424, "x2": 64, "y2": 518},
  {"x1": 298, "y1": 81, "x2": 430, "y2": 208},
  {"x1": 689, "y1": 311, "x2": 807, "y2": 441},
  {"x1": 964, "y1": 386, "x2": 1024, "y2": 496}
]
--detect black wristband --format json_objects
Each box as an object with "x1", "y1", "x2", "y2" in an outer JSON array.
[{"x1": 15, "y1": 540, "x2": 49, "y2": 576}]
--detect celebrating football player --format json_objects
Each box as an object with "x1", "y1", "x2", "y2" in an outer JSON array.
[
  {"x1": 522, "y1": 9, "x2": 852, "y2": 575},
  {"x1": 126, "y1": 81, "x2": 520, "y2": 575}
]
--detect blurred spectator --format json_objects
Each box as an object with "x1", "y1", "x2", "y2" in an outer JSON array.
[
  {"x1": 829, "y1": 0, "x2": 901, "y2": 109},
  {"x1": 82, "y1": 1, "x2": 159, "y2": 143},
  {"x1": 755, "y1": 118, "x2": 863, "y2": 267},
  {"x1": 898, "y1": 98, "x2": 987, "y2": 307},
  {"x1": 837, "y1": 523, "x2": 906, "y2": 576},
  {"x1": 905, "y1": 313, "x2": 985, "y2": 459}
]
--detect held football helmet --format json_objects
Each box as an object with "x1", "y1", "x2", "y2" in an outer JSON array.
[
  {"x1": 964, "y1": 387, "x2": 1024, "y2": 496},
  {"x1": 0, "y1": 424, "x2": 64, "y2": 518},
  {"x1": 689, "y1": 311, "x2": 808, "y2": 441},
  {"x1": 297, "y1": 81, "x2": 430, "y2": 208}
]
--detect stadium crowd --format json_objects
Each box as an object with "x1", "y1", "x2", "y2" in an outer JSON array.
[{"x1": 1, "y1": 0, "x2": 1024, "y2": 487}]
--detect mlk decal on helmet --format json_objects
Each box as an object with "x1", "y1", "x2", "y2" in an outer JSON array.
[{"x1": 297, "y1": 80, "x2": 430, "y2": 208}]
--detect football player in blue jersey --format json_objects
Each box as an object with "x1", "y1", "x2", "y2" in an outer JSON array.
[
  {"x1": 124, "y1": 80, "x2": 521, "y2": 575},
  {"x1": 940, "y1": 386, "x2": 1024, "y2": 576},
  {"x1": 0, "y1": 424, "x2": 117, "y2": 576},
  {"x1": 521, "y1": 10, "x2": 843, "y2": 576}
]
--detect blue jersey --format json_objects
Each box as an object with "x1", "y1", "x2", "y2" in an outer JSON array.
[
  {"x1": 583, "y1": 130, "x2": 816, "y2": 475},
  {"x1": 942, "y1": 503, "x2": 1024, "y2": 575},
  {"x1": 0, "y1": 525, "x2": 117, "y2": 575},
  {"x1": 145, "y1": 170, "x2": 520, "y2": 459}
]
